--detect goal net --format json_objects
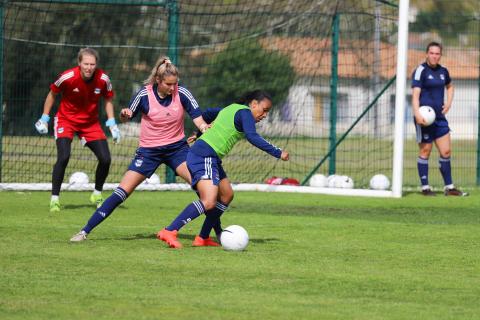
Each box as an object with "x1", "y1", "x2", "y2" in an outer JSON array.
[{"x1": 0, "y1": 0, "x2": 415, "y2": 195}]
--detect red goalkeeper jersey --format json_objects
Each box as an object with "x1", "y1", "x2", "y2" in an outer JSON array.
[{"x1": 50, "y1": 66, "x2": 114, "y2": 125}]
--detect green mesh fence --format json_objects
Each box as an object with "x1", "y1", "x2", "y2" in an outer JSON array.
[{"x1": 1, "y1": 0, "x2": 479, "y2": 189}]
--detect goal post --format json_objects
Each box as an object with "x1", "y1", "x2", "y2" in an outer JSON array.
[{"x1": 391, "y1": 0, "x2": 410, "y2": 198}]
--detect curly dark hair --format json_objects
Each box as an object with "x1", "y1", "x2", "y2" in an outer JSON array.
[{"x1": 236, "y1": 90, "x2": 272, "y2": 106}]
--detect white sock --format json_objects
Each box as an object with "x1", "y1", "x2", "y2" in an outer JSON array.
[
  {"x1": 51, "y1": 195, "x2": 59, "y2": 201},
  {"x1": 92, "y1": 189, "x2": 102, "y2": 195}
]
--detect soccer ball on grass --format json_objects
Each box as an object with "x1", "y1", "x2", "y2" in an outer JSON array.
[
  {"x1": 69, "y1": 171, "x2": 89, "y2": 185},
  {"x1": 145, "y1": 173, "x2": 160, "y2": 184},
  {"x1": 220, "y1": 225, "x2": 249, "y2": 251},
  {"x1": 309, "y1": 174, "x2": 327, "y2": 187},
  {"x1": 369, "y1": 174, "x2": 390, "y2": 190}
]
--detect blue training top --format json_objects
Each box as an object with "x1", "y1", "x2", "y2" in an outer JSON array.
[
  {"x1": 411, "y1": 62, "x2": 451, "y2": 120},
  {"x1": 127, "y1": 84, "x2": 202, "y2": 120},
  {"x1": 192, "y1": 108, "x2": 282, "y2": 159}
]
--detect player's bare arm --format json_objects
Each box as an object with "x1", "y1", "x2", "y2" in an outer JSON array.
[
  {"x1": 442, "y1": 83, "x2": 454, "y2": 115},
  {"x1": 192, "y1": 116, "x2": 210, "y2": 133},
  {"x1": 412, "y1": 87, "x2": 426, "y2": 125}
]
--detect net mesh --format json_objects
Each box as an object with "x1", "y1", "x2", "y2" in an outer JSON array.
[{"x1": 2, "y1": 1, "x2": 478, "y2": 189}]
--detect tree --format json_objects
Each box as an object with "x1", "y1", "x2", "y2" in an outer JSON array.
[
  {"x1": 198, "y1": 40, "x2": 295, "y2": 109},
  {"x1": 410, "y1": 0, "x2": 479, "y2": 42}
]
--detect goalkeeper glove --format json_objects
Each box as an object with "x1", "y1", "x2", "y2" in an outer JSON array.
[
  {"x1": 106, "y1": 118, "x2": 121, "y2": 144},
  {"x1": 35, "y1": 114, "x2": 50, "y2": 134}
]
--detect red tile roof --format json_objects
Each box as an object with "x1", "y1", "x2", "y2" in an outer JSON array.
[{"x1": 261, "y1": 37, "x2": 479, "y2": 79}]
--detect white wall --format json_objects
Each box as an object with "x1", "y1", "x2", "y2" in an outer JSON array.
[{"x1": 261, "y1": 80, "x2": 479, "y2": 140}]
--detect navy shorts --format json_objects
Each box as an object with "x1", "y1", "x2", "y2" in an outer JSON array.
[
  {"x1": 187, "y1": 151, "x2": 227, "y2": 189},
  {"x1": 415, "y1": 118, "x2": 450, "y2": 143},
  {"x1": 127, "y1": 141, "x2": 189, "y2": 178}
]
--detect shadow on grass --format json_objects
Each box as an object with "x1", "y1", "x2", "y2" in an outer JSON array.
[
  {"x1": 117, "y1": 233, "x2": 279, "y2": 244},
  {"x1": 64, "y1": 204, "x2": 129, "y2": 210},
  {"x1": 249, "y1": 237, "x2": 280, "y2": 244},
  {"x1": 117, "y1": 233, "x2": 199, "y2": 241},
  {"x1": 119, "y1": 233, "x2": 157, "y2": 241}
]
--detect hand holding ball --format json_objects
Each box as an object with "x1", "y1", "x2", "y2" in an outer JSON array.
[{"x1": 418, "y1": 106, "x2": 436, "y2": 126}]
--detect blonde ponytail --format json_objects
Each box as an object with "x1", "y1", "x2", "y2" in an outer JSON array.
[{"x1": 144, "y1": 56, "x2": 179, "y2": 85}]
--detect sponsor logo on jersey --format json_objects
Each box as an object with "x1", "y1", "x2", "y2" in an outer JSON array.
[
  {"x1": 73, "y1": 88, "x2": 80, "y2": 93},
  {"x1": 58, "y1": 127, "x2": 64, "y2": 133},
  {"x1": 94, "y1": 88, "x2": 101, "y2": 94},
  {"x1": 427, "y1": 74, "x2": 434, "y2": 79},
  {"x1": 135, "y1": 159, "x2": 143, "y2": 167}
]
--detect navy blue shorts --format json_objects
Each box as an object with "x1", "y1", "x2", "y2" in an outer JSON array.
[
  {"x1": 187, "y1": 151, "x2": 227, "y2": 189},
  {"x1": 415, "y1": 118, "x2": 450, "y2": 143},
  {"x1": 127, "y1": 141, "x2": 189, "y2": 178}
]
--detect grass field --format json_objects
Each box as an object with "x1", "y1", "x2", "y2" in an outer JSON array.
[{"x1": 1, "y1": 190, "x2": 479, "y2": 320}]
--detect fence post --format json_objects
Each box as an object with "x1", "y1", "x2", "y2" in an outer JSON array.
[
  {"x1": 328, "y1": 12, "x2": 339, "y2": 175},
  {"x1": 477, "y1": 23, "x2": 480, "y2": 185},
  {"x1": 166, "y1": 0, "x2": 179, "y2": 183},
  {"x1": 0, "y1": 1, "x2": 4, "y2": 182}
]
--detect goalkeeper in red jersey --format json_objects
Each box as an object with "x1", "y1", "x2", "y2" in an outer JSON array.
[{"x1": 35, "y1": 48, "x2": 120, "y2": 212}]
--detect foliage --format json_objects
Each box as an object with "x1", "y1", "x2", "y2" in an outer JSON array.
[
  {"x1": 2, "y1": 3, "x2": 160, "y2": 135},
  {"x1": 410, "y1": 10, "x2": 475, "y2": 35},
  {"x1": 409, "y1": 0, "x2": 479, "y2": 45},
  {"x1": 197, "y1": 40, "x2": 295, "y2": 108}
]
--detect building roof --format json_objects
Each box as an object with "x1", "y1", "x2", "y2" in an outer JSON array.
[{"x1": 261, "y1": 37, "x2": 479, "y2": 80}]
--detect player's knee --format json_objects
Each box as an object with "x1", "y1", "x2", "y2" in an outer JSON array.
[
  {"x1": 55, "y1": 154, "x2": 70, "y2": 167},
  {"x1": 419, "y1": 150, "x2": 431, "y2": 159},
  {"x1": 201, "y1": 199, "x2": 216, "y2": 211},
  {"x1": 220, "y1": 192, "x2": 233, "y2": 205},
  {"x1": 98, "y1": 154, "x2": 111, "y2": 167},
  {"x1": 441, "y1": 149, "x2": 451, "y2": 158}
]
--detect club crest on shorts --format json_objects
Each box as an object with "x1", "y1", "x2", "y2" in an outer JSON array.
[
  {"x1": 135, "y1": 159, "x2": 143, "y2": 167},
  {"x1": 58, "y1": 127, "x2": 64, "y2": 133},
  {"x1": 94, "y1": 88, "x2": 101, "y2": 94},
  {"x1": 423, "y1": 134, "x2": 429, "y2": 140}
]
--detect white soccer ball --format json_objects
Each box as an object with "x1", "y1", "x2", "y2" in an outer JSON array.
[
  {"x1": 340, "y1": 176, "x2": 354, "y2": 189},
  {"x1": 309, "y1": 174, "x2": 327, "y2": 187},
  {"x1": 333, "y1": 175, "x2": 344, "y2": 188},
  {"x1": 419, "y1": 105, "x2": 436, "y2": 126},
  {"x1": 369, "y1": 174, "x2": 390, "y2": 190},
  {"x1": 327, "y1": 174, "x2": 338, "y2": 188},
  {"x1": 145, "y1": 173, "x2": 160, "y2": 184},
  {"x1": 69, "y1": 171, "x2": 89, "y2": 185},
  {"x1": 220, "y1": 225, "x2": 249, "y2": 251}
]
